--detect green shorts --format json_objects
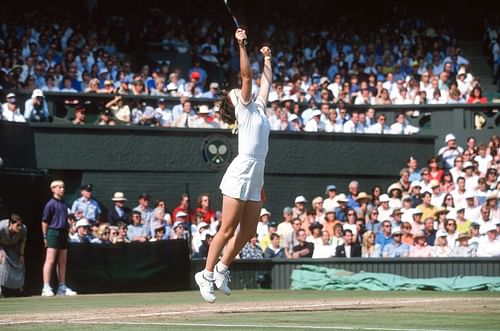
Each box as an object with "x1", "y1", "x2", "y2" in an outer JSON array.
[{"x1": 46, "y1": 228, "x2": 69, "y2": 249}]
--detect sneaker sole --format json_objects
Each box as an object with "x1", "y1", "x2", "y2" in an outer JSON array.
[{"x1": 195, "y1": 272, "x2": 216, "y2": 303}]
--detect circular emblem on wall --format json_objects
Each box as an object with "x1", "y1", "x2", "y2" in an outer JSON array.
[{"x1": 201, "y1": 135, "x2": 233, "y2": 170}]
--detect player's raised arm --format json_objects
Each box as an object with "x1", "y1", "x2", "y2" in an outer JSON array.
[
  {"x1": 236, "y1": 28, "x2": 252, "y2": 105},
  {"x1": 258, "y1": 46, "x2": 272, "y2": 104}
]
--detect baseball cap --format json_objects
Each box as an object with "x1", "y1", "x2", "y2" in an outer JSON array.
[
  {"x1": 294, "y1": 195, "x2": 307, "y2": 204},
  {"x1": 445, "y1": 133, "x2": 456, "y2": 143},
  {"x1": 81, "y1": 184, "x2": 93, "y2": 192}
]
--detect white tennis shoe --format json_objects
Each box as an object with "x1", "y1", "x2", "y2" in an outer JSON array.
[
  {"x1": 195, "y1": 271, "x2": 216, "y2": 303},
  {"x1": 214, "y1": 266, "x2": 231, "y2": 296},
  {"x1": 56, "y1": 285, "x2": 77, "y2": 296}
]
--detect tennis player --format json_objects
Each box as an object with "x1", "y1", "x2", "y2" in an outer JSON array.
[{"x1": 195, "y1": 28, "x2": 272, "y2": 303}]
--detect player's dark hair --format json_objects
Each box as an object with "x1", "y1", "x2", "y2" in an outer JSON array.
[{"x1": 217, "y1": 89, "x2": 236, "y2": 125}]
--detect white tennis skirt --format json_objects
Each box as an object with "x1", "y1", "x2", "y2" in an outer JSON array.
[{"x1": 219, "y1": 155, "x2": 265, "y2": 201}]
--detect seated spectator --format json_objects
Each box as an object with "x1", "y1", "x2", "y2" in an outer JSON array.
[
  {"x1": 264, "y1": 233, "x2": 286, "y2": 258},
  {"x1": 312, "y1": 230, "x2": 335, "y2": 258},
  {"x1": 361, "y1": 231, "x2": 382, "y2": 258},
  {"x1": 105, "y1": 95, "x2": 131, "y2": 124},
  {"x1": 259, "y1": 221, "x2": 278, "y2": 252},
  {"x1": 69, "y1": 219, "x2": 93, "y2": 243},
  {"x1": 91, "y1": 223, "x2": 111, "y2": 244},
  {"x1": 450, "y1": 232, "x2": 476, "y2": 257},
  {"x1": 476, "y1": 223, "x2": 500, "y2": 257},
  {"x1": 195, "y1": 229, "x2": 215, "y2": 259},
  {"x1": 1, "y1": 93, "x2": 25, "y2": 123},
  {"x1": 240, "y1": 234, "x2": 264, "y2": 259},
  {"x1": 430, "y1": 230, "x2": 451, "y2": 257},
  {"x1": 170, "y1": 220, "x2": 186, "y2": 240},
  {"x1": 150, "y1": 223, "x2": 167, "y2": 242},
  {"x1": 97, "y1": 109, "x2": 116, "y2": 126},
  {"x1": 113, "y1": 222, "x2": 130, "y2": 244},
  {"x1": 409, "y1": 230, "x2": 432, "y2": 257},
  {"x1": 23, "y1": 89, "x2": 50, "y2": 122},
  {"x1": 127, "y1": 211, "x2": 149, "y2": 242},
  {"x1": 335, "y1": 229, "x2": 361, "y2": 258},
  {"x1": 71, "y1": 104, "x2": 86, "y2": 125},
  {"x1": 0, "y1": 214, "x2": 27, "y2": 296},
  {"x1": 191, "y1": 221, "x2": 210, "y2": 255},
  {"x1": 383, "y1": 227, "x2": 410, "y2": 257},
  {"x1": 292, "y1": 229, "x2": 314, "y2": 258}
]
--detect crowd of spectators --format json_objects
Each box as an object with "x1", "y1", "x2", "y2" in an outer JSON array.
[
  {"x1": 484, "y1": 18, "x2": 500, "y2": 92},
  {"x1": 0, "y1": 3, "x2": 495, "y2": 132},
  {"x1": 26, "y1": 132, "x2": 499, "y2": 260}
]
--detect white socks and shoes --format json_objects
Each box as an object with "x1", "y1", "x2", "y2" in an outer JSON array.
[
  {"x1": 41, "y1": 285, "x2": 54, "y2": 297},
  {"x1": 56, "y1": 284, "x2": 77, "y2": 296},
  {"x1": 195, "y1": 271, "x2": 216, "y2": 303},
  {"x1": 214, "y1": 263, "x2": 231, "y2": 296}
]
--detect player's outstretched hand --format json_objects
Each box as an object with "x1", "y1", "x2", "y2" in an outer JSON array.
[
  {"x1": 260, "y1": 46, "x2": 272, "y2": 58},
  {"x1": 235, "y1": 29, "x2": 247, "y2": 44}
]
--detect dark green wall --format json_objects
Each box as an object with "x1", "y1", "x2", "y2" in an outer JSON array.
[{"x1": 1, "y1": 122, "x2": 435, "y2": 217}]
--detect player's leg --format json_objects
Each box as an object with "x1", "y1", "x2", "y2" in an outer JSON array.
[
  {"x1": 42, "y1": 248, "x2": 57, "y2": 296},
  {"x1": 214, "y1": 199, "x2": 261, "y2": 295},
  {"x1": 196, "y1": 195, "x2": 244, "y2": 302}
]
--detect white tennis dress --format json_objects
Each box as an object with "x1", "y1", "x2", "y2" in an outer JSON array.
[{"x1": 219, "y1": 97, "x2": 270, "y2": 201}]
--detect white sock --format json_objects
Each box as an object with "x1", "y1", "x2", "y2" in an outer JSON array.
[
  {"x1": 216, "y1": 262, "x2": 228, "y2": 273},
  {"x1": 43, "y1": 283, "x2": 51, "y2": 289},
  {"x1": 58, "y1": 283, "x2": 66, "y2": 288},
  {"x1": 203, "y1": 270, "x2": 214, "y2": 280}
]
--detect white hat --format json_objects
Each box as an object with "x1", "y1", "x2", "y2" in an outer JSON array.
[
  {"x1": 294, "y1": 195, "x2": 307, "y2": 204},
  {"x1": 260, "y1": 208, "x2": 271, "y2": 217},
  {"x1": 76, "y1": 218, "x2": 90, "y2": 228},
  {"x1": 436, "y1": 229, "x2": 448, "y2": 237},
  {"x1": 201, "y1": 229, "x2": 216, "y2": 241},
  {"x1": 111, "y1": 192, "x2": 127, "y2": 201},
  {"x1": 311, "y1": 109, "x2": 322, "y2": 117},
  {"x1": 198, "y1": 105, "x2": 211, "y2": 114},
  {"x1": 197, "y1": 222, "x2": 209, "y2": 231},
  {"x1": 268, "y1": 91, "x2": 279, "y2": 103},
  {"x1": 482, "y1": 222, "x2": 497, "y2": 234},
  {"x1": 32, "y1": 89, "x2": 44, "y2": 98},
  {"x1": 462, "y1": 161, "x2": 474, "y2": 169},
  {"x1": 464, "y1": 191, "x2": 475, "y2": 199},
  {"x1": 446, "y1": 210, "x2": 457, "y2": 220},
  {"x1": 172, "y1": 220, "x2": 184, "y2": 229},
  {"x1": 379, "y1": 194, "x2": 390, "y2": 202},
  {"x1": 6, "y1": 92, "x2": 15, "y2": 99},
  {"x1": 176, "y1": 211, "x2": 188, "y2": 218},
  {"x1": 98, "y1": 68, "x2": 108, "y2": 75},
  {"x1": 411, "y1": 208, "x2": 423, "y2": 216},
  {"x1": 410, "y1": 181, "x2": 422, "y2": 189},
  {"x1": 455, "y1": 203, "x2": 466, "y2": 211},
  {"x1": 445, "y1": 133, "x2": 456, "y2": 143},
  {"x1": 289, "y1": 114, "x2": 299, "y2": 122},
  {"x1": 335, "y1": 193, "x2": 348, "y2": 203},
  {"x1": 391, "y1": 227, "x2": 403, "y2": 235}
]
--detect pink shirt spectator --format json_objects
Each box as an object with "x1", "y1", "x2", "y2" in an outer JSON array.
[{"x1": 409, "y1": 245, "x2": 432, "y2": 257}]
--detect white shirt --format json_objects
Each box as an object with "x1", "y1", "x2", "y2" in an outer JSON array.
[
  {"x1": 236, "y1": 97, "x2": 270, "y2": 159},
  {"x1": 2, "y1": 104, "x2": 26, "y2": 123}
]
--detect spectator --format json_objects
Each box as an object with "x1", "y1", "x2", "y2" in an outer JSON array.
[
  {"x1": 291, "y1": 229, "x2": 314, "y2": 258},
  {"x1": 91, "y1": 224, "x2": 112, "y2": 244},
  {"x1": 322, "y1": 185, "x2": 338, "y2": 211},
  {"x1": 240, "y1": 234, "x2": 264, "y2": 259},
  {"x1": 71, "y1": 104, "x2": 86, "y2": 125},
  {"x1": 107, "y1": 192, "x2": 131, "y2": 226},
  {"x1": 133, "y1": 193, "x2": 154, "y2": 229},
  {"x1": 438, "y1": 133, "x2": 464, "y2": 170},
  {"x1": 277, "y1": 206, "x2": 294, "y2": 238},
  {"x1": 312, "y1": 230, "x2": 334, "y2": 258},
  {"x1": 170, "y1": 221, "x2": 186, "y2": 240},
  {"x1": 113, "y1": 222, "x2": 130, "y2": 244},
  {"x1": 259, "y1": 221, "x2": 278, "y2": 252},
  {"x1": 105, "y1": 95, "x2": 131, "y2": 124},
  {"x1": 41, "y1": 180, "x2": 77, "y2": 297},
  {"x1": 196, "y1": 229, "x2": 215, "y2": 259},
  {"x1": 0, "y1": 214, "x2": 27, "y2": 296},
  {"x1": 127, "y1": 211, "x2": 149, "y2": 242},
  {"x1": 383, "y1": 227, "x2": 410, "y2": 258},
  {"x1": 69, "y1": 219, "x2": 93, "y2": 243},
  {"x1": 335, "y1": 229, "x2": 361, "y2": 258},
  {"x1": 361, "y1": 231, "x2": 381, "y2": 258},
  {"x1": 172, "y1": 193, "x2": 194, "y2": 223},
  {"x1": 430, "y1": 230, "x2": 451, "y2": 257},
  {"x1": 409, "y1": 230, "x2": 432, "y2": 257},
  {"x1": 196, "y1": 193, "x2": 216, "y2": 224},
  {"x1": 264, "y1": 233, "x2": 286, "y2": 258},
  {"x1": 150, "y1": 222, "x2": 167, "y2": 242},
  {"x1": 375, "y1": 220, "x2": 393, "y2": 250},
  {"x1": 23, "y1": 89, "x2": 50, "y2": 122},
  {"x1": 1, "y1": 92, "x2": 25, "y2": 123},
  {"x1": 450, "y1": 232, "x2": 476, "y2": 257},
  {"x1": 292, "y1": 195, "x2": 307, "y2": 223},
  {"x1": 71, "y1": 184, "x2": 101, "y2": 225}
]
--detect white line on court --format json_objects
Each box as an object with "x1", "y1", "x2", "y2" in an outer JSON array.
[
  {"x1": 1, "y1": 297, "x2": 496, "y2": 328},
  {"x1": 66, "y1": 320, "x2": 459, "y2": 331}
]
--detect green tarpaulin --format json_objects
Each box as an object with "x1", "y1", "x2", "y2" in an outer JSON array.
[{"x1": 290, "y1": 265, "x2": 500, "y2": 291}]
